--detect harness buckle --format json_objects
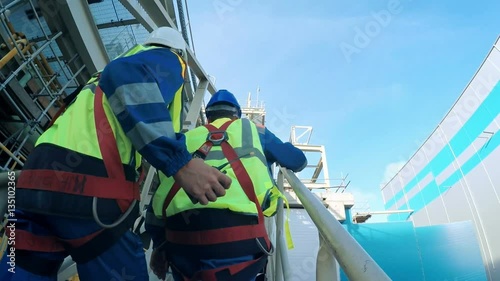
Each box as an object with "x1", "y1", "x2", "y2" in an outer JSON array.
[{"x1": 207, "y1": 130, "x2": 228, "y2": 146}]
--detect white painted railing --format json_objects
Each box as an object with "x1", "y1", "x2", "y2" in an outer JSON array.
[{"x1": 271, "y1": 168, "x2": 391, "y2": 281}]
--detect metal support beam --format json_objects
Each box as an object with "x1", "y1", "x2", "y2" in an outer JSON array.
[
  {"x1": 118, "y1": 0, "x2": 157, "y2": 31},
  {"x1": 97, "y1": 19, "x2": 140, "y2": 29},
  {"x1": 183, "y1": 79, "x2": 208, "y2": 131},
  {"x1": 135, "y1": 0, "x2": 217, "y2": 94},
  {"x1": 57, "y1": 0, "x2": 109, "y2": 72},
  {"x1": 39, "y1": 0, "x2": 109, "y2": 83},
  {"x1": 310, "y1": 157, "x2": 323, "y2": 183},
  {"x1": 163, "y1": 0, "x2": 179, "y2": 28},
  {"x1": 135, "y1": 0, "x2": 195, "y2": 100}
]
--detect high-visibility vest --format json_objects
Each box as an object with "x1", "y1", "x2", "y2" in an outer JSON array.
[
  {"x1": 151, "y1": 118, "x2": 294, "y2": 280},
  {"x1": 152, "y1": 118, "x2": 281, "y2": 219},
  {"x1": 17, "y1": 44, "x2": 185, "y2": 209}
]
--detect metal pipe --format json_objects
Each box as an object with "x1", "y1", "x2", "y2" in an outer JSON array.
[
  {"x1": 275, "y1": 171, "x2": 292, "y2": 281},
  {"x1": 0, "y1": 141, "x2": 23, "y2": 166},
  {"x1": 176, "y1": 0, "x2": 198, "y2": 97},
  {"x1": 264, "y1": 216, "x2": 276, "y2": 281},
  {"x1": 0, "y1": 41, "x2": 27, "y2": 69},
  {"x1": 275, "y1": 172, "x2": 284, "y2": 281},
  {"x1": 27, "y1": 45, "x2": 58, "y2": 98},
  {"x1": 40, "y1": 52, "x2": 62, "y2": 89},
  {"x1": 0, "y1": 33, "x2": 62, "y2": 126},
  {"x1": 32, "y1": 68, "x2": 61, "y2": 98},
  {"x1": 0, "y1": 13, "x2": 26, "y2": 63},
  {"x1": 0, "y1": 0, "x2": 22, "y2": 16},
  {"x1": 0, "y1": 38, "x2": 28, "y2": 49},
  {"x1": 31, "y1": 53, "x2": 79, "y2": 99},
  {"x1": 2, "y1": 123, "x2": 28, "y2": 144},
  {"x1": 27, "y1": 0, "x2": 74, "y2": 84},
  {"x1": 3, "y1": 140, "x2": 27, "y2": 170},
  {"x1": 2, "y1": 12, "x2": 59, "y2": 98},
  {"x1": 32, "y1": 54, "x2": 58, "y2": 92},
  {"x1": 0, "y1": 31, "x2": 63, "y2": 91},
  {"x1": 281, "y1": 168, "x2": 391, "y2": 281},
  {"x1": 3, "y1": 65, "x2": 85, "y2": 169}
]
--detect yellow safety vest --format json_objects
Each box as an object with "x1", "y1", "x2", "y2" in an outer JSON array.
[
  {"x1": 153, "y1": 117, "x2": 294, "y2": 249},
  {"x1": 36, "y1": 44, "x2": 186, "y2": 169},
  {"x1": 152, "y1": 118, "x2": 283, "y2": 217}
]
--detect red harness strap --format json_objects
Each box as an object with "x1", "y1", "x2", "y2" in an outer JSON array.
[
  {"x1": 13, "y1": 86, "x2": 141, "y2": 260},
  {"x1": 17, "y1": 86, "x2": 140, "y2": 204},
  {"x1": 46, "y1": 104, "x2": 66, "y2": 128},
  {"x1": 10, "y1": 228, "x2": 104, "y2": 253},
  {"x1": 161, "y1": 120, "x2": 234, "y2": 219},
  {"x1": 162, "y1": 120, "x2": 271, "y2": 280}
]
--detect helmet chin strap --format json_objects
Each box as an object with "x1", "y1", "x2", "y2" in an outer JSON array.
[
  {"x1": 167, "y1": 47, "x2": 188, "y2": 65},
  {"x1": 176, "y1": 48, "x2": 189, "y2": 65},
  {"x1": 181, "y1": 49, "x2": 189, "y2": 65}
]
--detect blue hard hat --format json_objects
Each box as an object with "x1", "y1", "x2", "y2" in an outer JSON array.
[{"x1": 206, "y1": 89, "x2": 241, "y2": 118}]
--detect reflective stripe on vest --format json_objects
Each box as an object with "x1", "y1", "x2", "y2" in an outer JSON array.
[
  {"x1": 35, "y1": 44, "x2": 185, "y2": 168},
  {"x1": 17, "y1": 86, "x2": 141, "y2": 202},
  {"x1": 18, "y1": 45, "x2": 184, "y2": 202},
  {"x1": 119, "y1": 45, "x2": 186, "y2": 137},
  {"x1": 152, "y1": 118, "x2": 276, "y2": 218},
  {"x1": 162, "y1": 120, "x2": 273, "y2": 280}
]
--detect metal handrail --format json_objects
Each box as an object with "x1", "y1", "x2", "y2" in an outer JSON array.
[
  {"x1": 274, "y1": 170, "x2": 291, "y2": 281},
  {"x1": 279, "y1": 168, "x2": 391, "y2": 281}
]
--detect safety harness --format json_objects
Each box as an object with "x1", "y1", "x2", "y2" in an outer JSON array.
[
  {"x1": 13, "y1": 83, "x2": 144, "y2": 274},
  {"x1": 18, "y1": 75, "x2": 143, "y2": 206},
  {"x1": 162, "y1": 120, "x2": 272, "y2": 281}
]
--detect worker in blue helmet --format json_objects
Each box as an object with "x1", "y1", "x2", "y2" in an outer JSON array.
[
  {"x1": 205, "y1": 89, "x2": 242, "y2": 118},
  {"x1": 146, "y1": 89, "x2": 307, "y2": 281}
]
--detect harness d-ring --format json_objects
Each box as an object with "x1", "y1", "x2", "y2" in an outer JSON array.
[{"x1": 256, "y1": 238, "x2": 274, "y2": 256}]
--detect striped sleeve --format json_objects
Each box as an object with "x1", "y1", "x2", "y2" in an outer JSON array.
[
  {"x1": 99, "y1": 48, "x2": 192, "y2": 177},
  {"x1": 260, "y1": 127, "x2": 307, "y2": 172}
]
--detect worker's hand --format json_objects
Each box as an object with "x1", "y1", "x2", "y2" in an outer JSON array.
[
  {"x1": 150, "y1": 247, "x2": 168, "y2": 280},
  {"x1": 174, "y1": 158, "x2": 232, "y2": 205}
]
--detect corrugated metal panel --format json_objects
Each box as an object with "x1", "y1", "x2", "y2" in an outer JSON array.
[{"x1": 380, "y1": 37, "x2": 500, "y2": 280}]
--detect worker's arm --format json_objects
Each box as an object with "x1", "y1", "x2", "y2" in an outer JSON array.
[
  {"x1": 99, "y1": 48, "x2": 192, "y2": 177},
  {"x1": 259, "y1": 127, "x2": 307, "y2": 172}
]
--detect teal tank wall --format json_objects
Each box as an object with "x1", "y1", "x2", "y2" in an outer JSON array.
[{"x1": 340, "y1": 220, "x2": 487, "y2": 280}]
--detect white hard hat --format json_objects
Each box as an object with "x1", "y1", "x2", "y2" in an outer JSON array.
[{"x1": 144, "y1": 26, "x2": 187, "y2": 53}]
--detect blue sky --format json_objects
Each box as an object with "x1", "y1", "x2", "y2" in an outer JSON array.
[{"x1": 186, "y1": 0, "x2": 500, "y2": 222}]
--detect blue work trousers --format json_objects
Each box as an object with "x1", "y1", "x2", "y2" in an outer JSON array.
[
  {"x1": 0, "y1": 209, "x2": 149, "y2": 281},
  {"x1": 170, "y1": 255, "x2": 261, "y2": 281}
]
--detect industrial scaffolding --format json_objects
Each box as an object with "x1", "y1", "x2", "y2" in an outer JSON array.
[
  {"x1": 0, "y1": 0, "x2": 81, "y2": 172},
  {"x1": 0, "y1": 0, "x2": 209, "y2": 173}
]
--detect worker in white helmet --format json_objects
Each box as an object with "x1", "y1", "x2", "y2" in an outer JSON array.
[{"x1": 0, "y1": 27, "x2": 231, "y2": 281}]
